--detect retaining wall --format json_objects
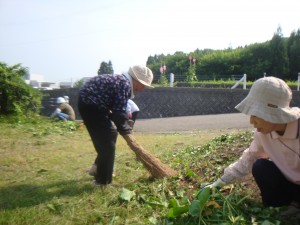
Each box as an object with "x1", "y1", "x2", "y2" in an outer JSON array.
[{"x1": 41, "y1": 87, "x2": 300, "y2": 120}]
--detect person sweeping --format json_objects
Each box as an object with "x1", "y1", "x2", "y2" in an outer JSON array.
[{"x1": 78, "y1": 65, "x2": 154, "y2": 186}]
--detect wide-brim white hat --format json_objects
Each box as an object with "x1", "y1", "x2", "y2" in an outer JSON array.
[
  {"x1": 235, "y1": 76, "x2": 300, "y2": 123},
  {"x1": 128, "y1": 65, "x2": 154, "y2": 88}
]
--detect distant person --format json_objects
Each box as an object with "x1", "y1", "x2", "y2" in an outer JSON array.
[
  {"x1": 50, "y1": 97, "x2": 76, "y2": 121},
  {"x1": 64, "y1": 96, "x2": 70, "y2": 103},
  {"x1": 126, "y1": 99, "x2": 140, "y2": 128},
  {"x1": 78, "y1": 65, "x2": 154, "y2": 186},
  {"x1": 206, "y1": 77, "x2": 300, "y2": 217}
]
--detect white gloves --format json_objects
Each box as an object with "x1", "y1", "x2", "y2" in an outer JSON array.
[
  {"x1": 197, "y1": 178, "x2": 227, "y2": 197},
  {"x1": 207, "y1": 178, "x2": 226, "y2": 189}
]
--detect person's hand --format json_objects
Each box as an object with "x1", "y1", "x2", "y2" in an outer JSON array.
[
  {"x1": 206, "y1": 178, "x2": 226, "y2": 189},
  {"x1": 110, "y1": 111, "x2": 132, "y2": 135},
  {"x1": 128, "y1": 120, "x2": 134, "y2": 128},
  {"x1": 196, "y1": 178, "x2": 226, "y2": 198},
  {"x1": 197, "y1": 178, "x2": 225, "y2": 196}
]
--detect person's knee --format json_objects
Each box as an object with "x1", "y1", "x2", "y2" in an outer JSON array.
[{"x1": 252, "y1": 158, "x2": 268, "y2": 177}]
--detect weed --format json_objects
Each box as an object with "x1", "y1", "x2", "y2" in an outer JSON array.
[{"x1": 0, "y1": 117, "x2": 297, "y2": 224}]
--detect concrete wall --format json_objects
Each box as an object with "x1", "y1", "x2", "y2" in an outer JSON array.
[{"x1": 41, "y1": 87, "x2": 300, "y2": 120}]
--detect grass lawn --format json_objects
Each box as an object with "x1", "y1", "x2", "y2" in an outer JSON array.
[{"x1": 0, "y1": 117, "x2": 297, "y2": 224}]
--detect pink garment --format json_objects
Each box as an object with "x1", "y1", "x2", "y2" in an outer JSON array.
[{"x1": 221, "y1": 119, "x2": 300, "y2": 185}]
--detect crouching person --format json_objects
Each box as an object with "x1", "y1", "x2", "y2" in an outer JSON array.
[
  {"x1": 206, "y1": 77, "x2": 300, "y2": 218},
  {"x1": 50, "y1": 97, "x2": 76, "y2": 121}
]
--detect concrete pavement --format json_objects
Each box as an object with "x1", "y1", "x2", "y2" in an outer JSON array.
[{"x1": 134, "y1": 113, "x2": 252, "y2": 133}]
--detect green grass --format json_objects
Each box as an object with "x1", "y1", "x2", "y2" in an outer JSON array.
[{"x1": 0, "y1": 116, "x2": 297, "y2": 224}]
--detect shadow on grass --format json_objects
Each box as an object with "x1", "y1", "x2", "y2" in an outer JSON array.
[{"x1": 0, "y1": 178, "x2": 95, "y2": 210}]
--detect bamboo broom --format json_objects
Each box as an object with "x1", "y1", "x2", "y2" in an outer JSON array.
[{"x1": 122, "y1": 133, "x2": 178, "y2": 179}]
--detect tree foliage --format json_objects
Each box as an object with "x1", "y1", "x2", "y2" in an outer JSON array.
[
  {"x1": 269, "y1": 26, "x2": 289, "y2": 78},
  {"x1": 146, "y1": 27, "x2": 300, "y2": 82},
  {"x1": 287, "y1": 29, "x2": 300, "y2": 76},
  {"x1": 97, "y1": 60, "x2": 114, "y2": 75},
  {"x1": 73, "y1": 78, "x2": 85, "y2": 88},
  {"x1": 0, "y1": 62, "x2": 42, "y2": 116}
]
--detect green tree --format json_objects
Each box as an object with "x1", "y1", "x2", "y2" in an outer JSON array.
[
  {"x1": 240, "y1": 42, "x2": 271, "y2": 80},
  {"x1": 0, "y1": 62, "x2": 42, "y2": 116},
  {"x1": 147, "y1": 52, "x2": 189, "y2": 82},
  {"x1": 158, "y1": 75, "x2": 168, "y2": 86},
  {"x1": 147, "y1": 54, "x2": 167, "y2": 83},
  {"x1": 287, "y1": 29, "x2": 300, "y2": 77},
  {"x1": 167, "y1": 52, "x2": 189, "y2": 81},
  {"x1": 73, "y1": 78, "x2": 85, "y2": 88},
  {"x1": 145, "y1": 26, "x2": 300, "y2": 82},
  {"x1": 98, "y1": 60, "x2": 114, "y2": 75},
  {"x1": 269, "y1": 26, "x2": 289, "y2": 78}
]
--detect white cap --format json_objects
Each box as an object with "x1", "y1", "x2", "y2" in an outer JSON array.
[{"x1": 57, "y1": 97, "x2": 66, "y2": 104}]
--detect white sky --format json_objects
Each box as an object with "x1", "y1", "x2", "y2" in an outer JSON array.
[{"x1": 0, "y1": 0, "x2": 299, "y2": 82}]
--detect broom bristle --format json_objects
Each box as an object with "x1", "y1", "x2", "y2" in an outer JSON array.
[{"x1": 122, "y1": 134, "x2": 178, "y2": 179}]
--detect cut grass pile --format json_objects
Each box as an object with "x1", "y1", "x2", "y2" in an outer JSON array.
[{"x1": 0, "y1": 116, "x2": 297, "y2": 224}]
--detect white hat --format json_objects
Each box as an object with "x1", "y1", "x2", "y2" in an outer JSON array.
[
  {"x1": 57, "y1": 97, "x2": 66, "y2": 104},
  {"x1": 128, "y1": 65, "x2": 154, "y2": 88},
  {"x1": 235, "y1": 76, "x2": 300, "y2": 123},
  {"x1": 63, "y1": 96, "x2": 69, "y2": 103}
]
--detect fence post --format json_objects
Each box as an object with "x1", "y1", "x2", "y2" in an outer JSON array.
[
  {"x1": 170, "y1": 73, "x2": 174, "y2": 87},
  {"x1": 243, "y1": 74, "x2": 247, "y2": 90},
  {"x1": 297, "y1": 73, "x2": 300, "y2": 91},
  {"x1": 231, "y1": 74, "x2": 247, "y2": 90}
]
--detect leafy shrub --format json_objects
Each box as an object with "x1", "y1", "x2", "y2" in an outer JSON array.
[{"x1": 0, "y1": 62, "x2": 42, "y2": 117}]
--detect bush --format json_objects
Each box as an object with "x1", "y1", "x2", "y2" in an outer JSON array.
[{"x1": 0, "y1": 62, "x2": 42, "y2": 117}]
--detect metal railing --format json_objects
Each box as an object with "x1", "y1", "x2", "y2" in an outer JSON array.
[{"x1": 231, "y1": 74, "x2": 247, "y2": 90}]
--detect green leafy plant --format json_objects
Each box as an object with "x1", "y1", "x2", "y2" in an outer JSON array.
[
  {"x1": 158, "y1": 74, "x2": 169, "y2": 86},
  {"x1": 186, "y1": 64, "x2": 198, "y2": 83},
  {"x1": 0, "y1": 62, "x2": 42, "y2": 117}
]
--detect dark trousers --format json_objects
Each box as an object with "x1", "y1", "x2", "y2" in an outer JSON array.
[
  {"x1": 131, "y1": 111, "x2": 139, "y2": 122},
  {"x1": 78, "y1": 97, "x2": 117, "y2": 184},
  {"x1": 130, "y1": 111, "x2": 139, "y2": 128},
  {"x1": 252, "y1": 159, "x2": 300, "y2": 207}
]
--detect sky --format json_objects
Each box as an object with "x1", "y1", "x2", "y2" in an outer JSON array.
[{"x1": 0, "y1": 0, "x2": 299, "y2": 83}]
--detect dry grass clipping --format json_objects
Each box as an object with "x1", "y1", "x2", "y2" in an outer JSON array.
[{"x1": 122, "y1": 134, "x2": 178, "y2": 179}]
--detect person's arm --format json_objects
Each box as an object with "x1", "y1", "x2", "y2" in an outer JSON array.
[
  {"x1": 205, "y1": 145, "x2": 257, "y2": 189},
  {"x1": 110, "y1": 111, "x2": 132, "y2": 135},
  {"x1": 221, "y1": 144, "x2": 259, "y2": 183},
  {"x1": 110, "y1": 78, "x2": 133, "y2": 133},
  {"x1": 50, "y1": 108, "x2": 61, "y2": 118},
  {"x1": 209, "y1": 134, "x2": 265, "y2": 188}
]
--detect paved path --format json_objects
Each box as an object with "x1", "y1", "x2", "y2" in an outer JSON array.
[{"x1": 134, "y1": 113, "x2": 252, "y2": 133}]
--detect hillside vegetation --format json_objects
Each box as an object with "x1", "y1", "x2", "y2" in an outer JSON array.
[{"x1": 146, "y1": 27, "x2": 300, "y2": 83}]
